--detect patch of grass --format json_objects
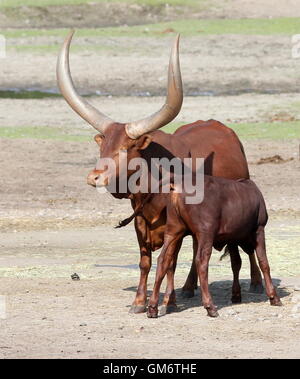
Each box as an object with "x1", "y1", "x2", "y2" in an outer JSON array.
[
  {"x1": 8, "y1": 44, "x2": 63, "y2": 54},
  {"x1": 2, "y1": 18, "x2": 300, "y2": 40},
  {"x1": 1, "y1": 121, "x2": 299, "y2": 141},
  {"x1": 134, "y1": 18, "x2": 300, "y2": 36},
  {"x1": 0, "y1": 126, "x2": 92, "y2": 141},
  {"x1": 229, "y1": 121, "x2": 300, "y2": 140},
  {"x1": 162, "y1": 121, "x2": 300, "y2": 140},
  {"x1": 0, "y1": 0, "x2": 198, "y2": 8},
  {"x1": 8, "y1": 42, "x2": 131, "y2": 55},
  {"x1": 0, "y1": 90, "x2": 60, "y2": 99},
  {"x1": 162, "y1": 122, "x2": 185, "y2": 134},
  {"x1": 0, "y1": 124, "x2": 182, "y2": 141}
]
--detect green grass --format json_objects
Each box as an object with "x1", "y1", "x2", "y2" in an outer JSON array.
[
  {"x1": 0, "y1": 90, "x2": 60, "y2": 99},
  {"x1": 8, "y1": 42, "x2": 131, "y2": 55},
  {"x1": 162, "y1": 122, "x2": 186, "y2": 134},
  {"x1": 8, "y1": 44, "x2": 64, "y2": 54},
  {"x1": 229, "y1": 121, "x2": 300, "y2": 140},
  {"x1": 1, "y1": 121, "x2": 300, "y2": 142},
  {"x1": 0, "y1": 126, "x2": 92, "y2": 141},
  {"x1": 164, "y1": 121, "x2": 300, "y2": 140},
  {"x1": 0, "y1": 0, "x2": 198, "y2": 8},
  {"x1": 2, "y1": 18, "x2": 300, "y2": 41}
]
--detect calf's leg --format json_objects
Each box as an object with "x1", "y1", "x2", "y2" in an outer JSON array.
[
  {"x1": 181, "y1": 243, "x2": 263, "y2": 299},
  {"x1": 160, "y1": 238, "x2": 182, "y2": 315},
  {"x1": 195, "y1": 236, "x2": 218, "y2": 317},
  {"x1": 255, "y1": 227, "x2": 282, "y2": 306},
  {"x1": 147, "y1": 234, "x2": 182, "y2": 318}
]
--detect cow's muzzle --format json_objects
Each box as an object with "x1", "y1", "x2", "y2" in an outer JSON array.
[{"x1": 87, "y1": 170, "x2": 108, "y2": 187}]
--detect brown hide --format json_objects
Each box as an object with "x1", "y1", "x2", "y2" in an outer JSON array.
[
  {"x1": 147, "y1": 176, "x2": 281, "y2": 318},
  {"x1": 131, "y1": 119, "x2": 249, "y2": 252}
]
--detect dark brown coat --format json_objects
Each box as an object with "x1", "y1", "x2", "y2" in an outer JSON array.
[{"x1": 147, "y1": 176, "x2": 282, "y2": 318}]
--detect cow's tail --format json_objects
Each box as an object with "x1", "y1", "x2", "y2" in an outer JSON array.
[
  {"x1": 115, "y1": 193, "x2": 153, "y2": 229},
  {"x1": 115, "y1": 213, "x2": 136, "y2": 228},
  {"x1": 219, "y1": 245, "x2": 231, "y2": 261}
]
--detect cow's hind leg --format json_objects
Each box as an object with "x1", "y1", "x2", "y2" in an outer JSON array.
[
  {"x1": 255, "y1": 227, "x2": 282, "y2": 306},
  {"x1": 181, "y1": 236, "x2": 198, "y2": 298},
  {"x1": 229, "y1": 244, "x2": 242, "y2": 303},
  {"x1": 248, "y1": 253, "x2": 264, "y2": 294}
]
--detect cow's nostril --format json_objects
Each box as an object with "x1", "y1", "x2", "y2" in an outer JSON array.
[{"x1": 87, "y1": 173, "x2": 99, "y2": 187}]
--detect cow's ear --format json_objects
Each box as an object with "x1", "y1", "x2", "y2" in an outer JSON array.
[
  {"x1": 136, "y1": 134, "x2": 153, "y2": 150},
  {"x1": 94, "y1": 134, "x2": 104, "y2": 147}
]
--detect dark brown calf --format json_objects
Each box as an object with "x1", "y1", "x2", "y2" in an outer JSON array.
[{"x1": 147, "y1": 176, "x2": 282, "y2": 318}]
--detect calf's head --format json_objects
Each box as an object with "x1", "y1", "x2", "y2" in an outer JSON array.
[{"x1": 57, "y1": 31, "x2": 183, "y2": 192}]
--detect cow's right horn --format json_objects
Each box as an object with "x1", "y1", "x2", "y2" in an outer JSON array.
[
  {"x1": 57, "y1": 30, "x2": 114, "y2": 135},
  {"x1": 125, "y1": 34, "x2": 183, "y2": 139}
]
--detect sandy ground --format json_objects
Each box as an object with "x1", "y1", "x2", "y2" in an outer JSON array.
[
  {"x1": 221, "y1": 0, "x2": 300, "y2": 18},
  {"x1": 2, "y1": 34, "x2": 300, "y2": 96},
  {"x1": 0, "y1": 7, "x2": 300, "y2": 358},
  {"x1": 0, "y1": 224, "x2": 300, "y2": 359},
  {"x1": 1, "y1": 0, "x2": 300, "y2": 28},
  {"x1": 1, "y1": 93, "x2": 300, "y2": 128},
  {"x1": 0, "y1": 114, "x2": 299, "y2": 358}
]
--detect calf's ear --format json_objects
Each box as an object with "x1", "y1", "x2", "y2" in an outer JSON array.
[
  {"x1": 136, "y1": 134, "x2": 153, "y2": 150},
  {"x1": 94, "y1": 134, "x2": 104, "y2": 147}
]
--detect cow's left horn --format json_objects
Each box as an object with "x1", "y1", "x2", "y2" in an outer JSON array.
[
  {"x1": 125, "y1": 34, "x2": 183, "y2": 139},
  {"x1": 57, "y1": 30, "x2": 114, "y2": 134}
]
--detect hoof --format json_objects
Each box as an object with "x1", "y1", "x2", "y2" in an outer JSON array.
[
  {"x1": 181, "y1": 289, "x2": 195, "y2": 298},
  {"x1": 147, "y1": 305, "x2": 158, "y2": 318},
  {"x1": 160, "y1": 304, "x2": 178, "y2": 316},
  {"x1": 206, "y1": 307, "x2": 219, "y2": 318},
  {"x1": 147, "y1": 312, "x2": 158, "y2": 318},
  {"x1": 249, "y1": 282, "x2": 264, "y2": 294},
  {"x1": 129, "y1": 305, "x2": 147, "y2": 314},
  {"x1": 231, "y1": 295, "x2": 242, "y2": 304},
  {"x1": 270, "y1": 297, "x2": 283, "y2": 306}
]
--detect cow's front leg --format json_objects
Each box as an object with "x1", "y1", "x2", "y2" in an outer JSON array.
[
  {"x1": 130, "y1": 216, "x2": 152, "y2": 314},
  {"x1": 130, "y1": 246, "x2": 151, "y2": 314}
]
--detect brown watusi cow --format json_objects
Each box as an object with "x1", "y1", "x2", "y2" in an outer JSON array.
[
  {"x1": 57, "y1": 31, "x2": 264, "y2": 314},
  {"x1": 147, "y1": 176, "x2": 282, "y2": 318}
]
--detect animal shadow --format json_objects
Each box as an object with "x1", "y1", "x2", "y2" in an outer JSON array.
[{"x1": 123, "y1": 278, "x2": 290, "y2": 315}]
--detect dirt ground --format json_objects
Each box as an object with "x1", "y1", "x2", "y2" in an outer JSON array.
[
  {"x1": 0, "y1": 223, "x2": 300, "y2": 359},
  {"x1": 0, "y1": 107, "x2": 299, "y2": 358},
  {"x1": 2, "y1": 34, "x2": 300, "y2": 96},
  {"x1": 0, "y1": 1, "x2": 300, "y2": 360},
  {"x1": 1, "y1": 0, "x2": 300, "y2": 28}
]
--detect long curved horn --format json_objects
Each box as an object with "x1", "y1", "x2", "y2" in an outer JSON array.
[
  {"x1": 57, "y1": 30, "x2": 114, "y2": 134},
  {"x1": 125, "y1": 34, "x2": 183, "y2": 139}
]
